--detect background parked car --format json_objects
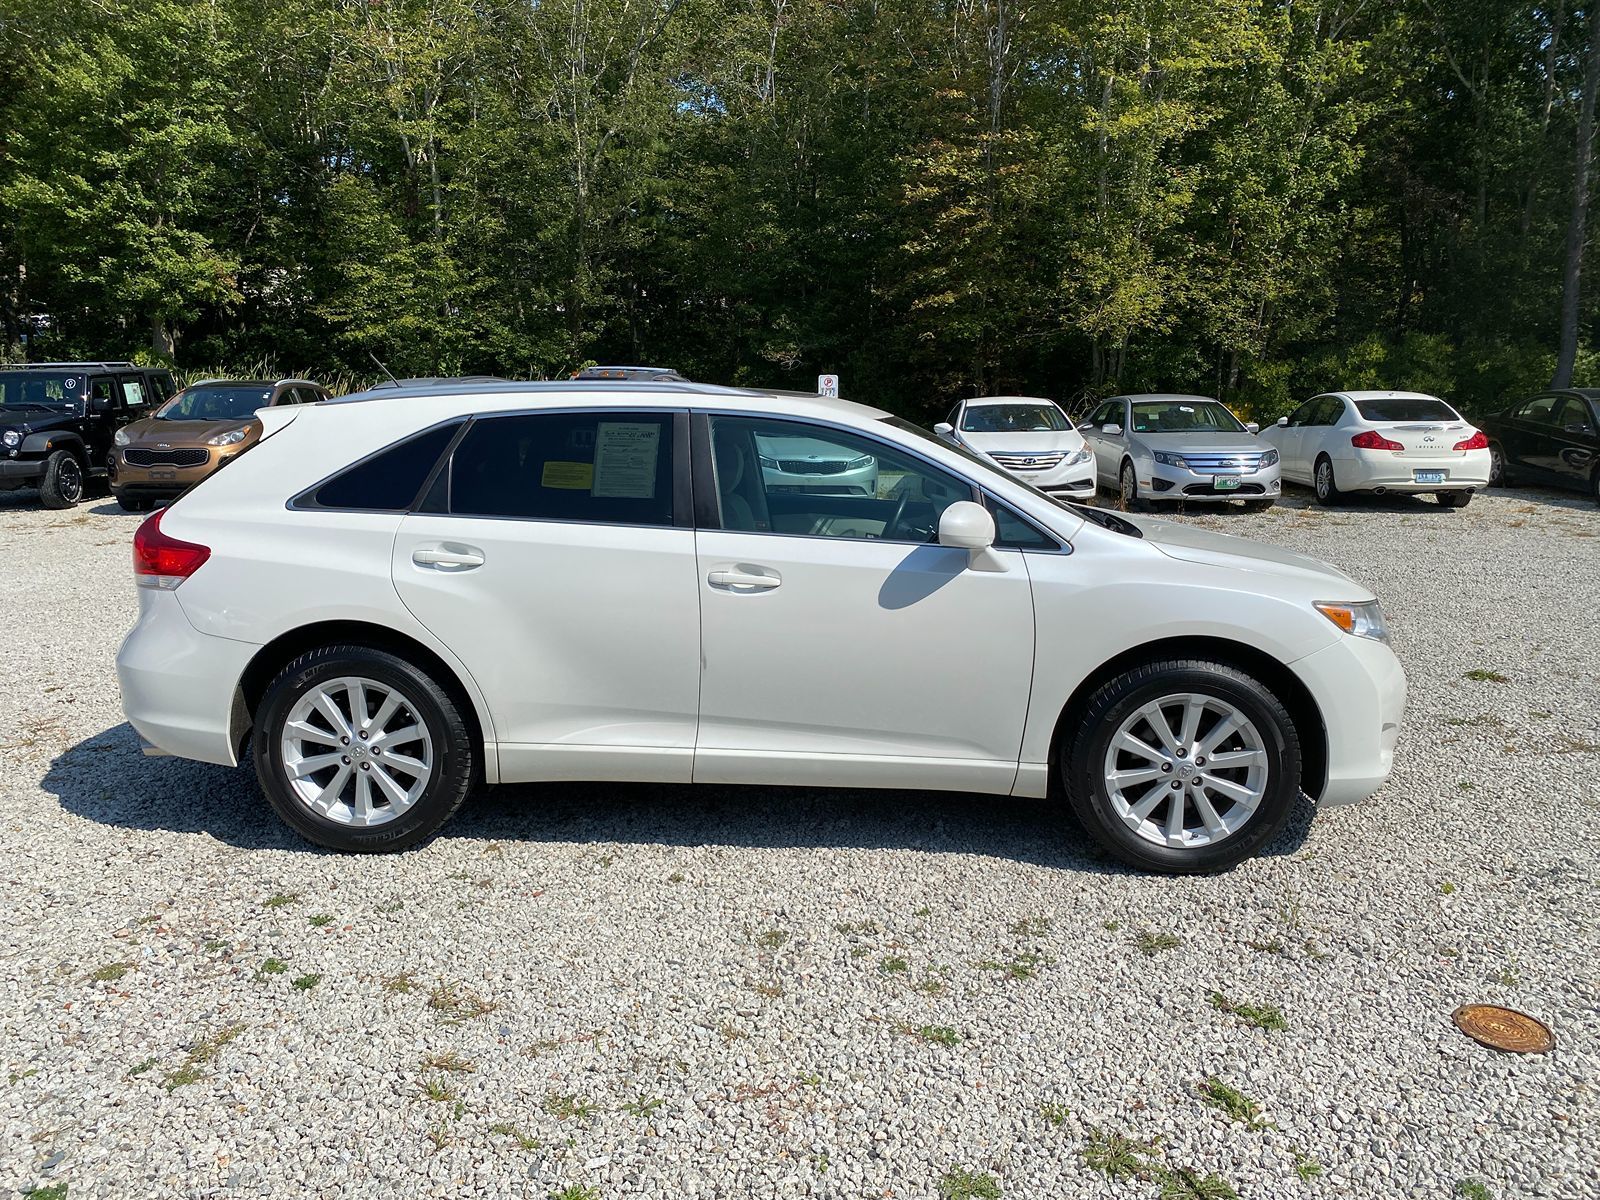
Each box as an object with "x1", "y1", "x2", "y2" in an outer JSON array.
[
  {"x1": 1480, "y1": 389, "x2": 1600, "y2": 505},
  {"x1": 0, "y1": 361, "x2": 177, "y2": 507},
  {"x1": 111, "y1": 378, "x2": 330, "y2": 512},
  {"x1": 1260, "y1": 390, "x2": 1489, "y2": 508},
  {"x1": 934, "y1": 395, "x2": 1096, "y2": 499},
  {"x1": 1078, "y1": 394, "x2": 1279, "y2": 511}
]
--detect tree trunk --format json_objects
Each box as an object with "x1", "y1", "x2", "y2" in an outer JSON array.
[
  {"x1": 150, "y1": 313, "x2": 175, "y2": 360},
  {"x1": 1553, "y1": 3, "x2": 1600, "y2": 388}
]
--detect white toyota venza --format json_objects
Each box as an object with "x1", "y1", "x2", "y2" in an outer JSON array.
[{"x1": 117, "y1": 381, "x2": 1406, "y2": 873}]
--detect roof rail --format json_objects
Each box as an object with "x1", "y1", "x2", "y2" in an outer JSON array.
[
  {"x1": 327, "y1": 378, "x2": 764, "y2": 405},
  {"x1": 0, "y1": 360, "x2": 143, "y2": 371}
]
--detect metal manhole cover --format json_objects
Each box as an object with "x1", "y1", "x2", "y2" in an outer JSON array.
[{"x1": 1451, "y1": 1004, "x2": 1554, "y2": 1053}]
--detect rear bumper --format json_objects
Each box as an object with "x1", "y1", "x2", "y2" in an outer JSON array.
[
  {"x1": 116, "y1": 588, "x2": 257, "y2": 767},
  {"x1": 1334, "y1": 449, "x2": 1490, "y2": 492},
  {"x1": 1291, "y1": 633, "x2": 1407, "y2": 807},
  {"x1": 0, "y1": 458, "x2": 45, "y2": 489}
]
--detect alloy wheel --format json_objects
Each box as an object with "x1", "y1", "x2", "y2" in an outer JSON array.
[
  {"x1": 279, "y1": 676, "x2": 435, "y2": 827},
  {"x1": 59, "y1": 457, "x2": 83, "y2": 502},
  {"x1": 1315, "y1": 459, "x2": 1334, "y2": 502},
  {"x1": 1489, "y1": 445, "x2": 1505, "y2": 486},
  {"x1": 1101, "y1": 692, "x2": 1269, "y2": 849}
]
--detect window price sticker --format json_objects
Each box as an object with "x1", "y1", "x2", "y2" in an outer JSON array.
[{"x1": 592, "y1": 422, "x2": 661, "y2": 498}]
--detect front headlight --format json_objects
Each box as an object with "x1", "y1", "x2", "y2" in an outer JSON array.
[
  {"x1": 206, "y1": 428, "x2": 249, "y2": 447},
  {"x1": 1065, "y1": 446, "x2": 1094, "y2": 466},
  {"x1": 1260, "y1": 448, "x2": 1279, "y2": 466},
  {"x1": 113, "y1": 429, "x2": 131, "y2": 447},
  {"x1": 1, "y1": 430, "x2": 19, "y2": 449},
  {"x1": 845, "y1": 455, "x2": 875, "y2": 471},
  {"x1": 1314, "y1": 600, "x2": 1390, "y2": 644},
  {"x1": 1152, "y1": 450, "x2": 1189, "y2": 468}
]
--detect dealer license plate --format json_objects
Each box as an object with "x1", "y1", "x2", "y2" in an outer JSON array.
[
  {"x1": 1212, "y1": 475, "x2": 1241, "y2": 491},
  {"x1": 1413, "y1": 470, "x2": 1446, "y2": 484}
]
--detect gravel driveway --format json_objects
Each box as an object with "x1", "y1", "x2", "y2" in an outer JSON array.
[{"x1": 1, "y1": 485, "x2": 1596, "y2": 1200}]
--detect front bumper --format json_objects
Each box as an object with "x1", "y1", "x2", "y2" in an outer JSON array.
[
  {"x1": 116, "y1": 588, "x2": 258, "y2": 767},
  {"x1": 1290, "y1": 632, "x2": 1407, "y2": 807},
  {"x1": 1333, "y1": 449, "x2": 1490, "y2": 493},
  {"x1": 0, "y1": 457, "x2": 45, "y2": 490},
  {"x1": 761, "y1": 463, "x2": 879, "y2": 496},
  {"x1": 110, "y1": 446, "x2": 238, "y2": 496},
  {"x1": 1145, "y1": 462, "x2": 1281, "y2": 503},
  {"x1": 990, "y1": 455, "x2": 1096, "y2": 498}
]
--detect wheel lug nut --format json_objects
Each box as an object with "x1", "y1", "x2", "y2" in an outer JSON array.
[
  {"x1": 1176, "y1": 748, "x2": 1187, "y2": 758},
  {"x1": 360, "y1": 762, "x2": 370, "y2": 771},
  {"x1": 1170, "y1": 780, "x2": 1182, "y2": 790},
  {"x1": 359, "y1": 730, "x2": 368, "y2": 740},
  {"x1": 1194, "y1": 756, "x2": 1205, "y2": 766},
  {"x1": 341, "y1": 736, "x2": 349, "y2": 745},
  {"x1": 1161, "y1": 762, "x2": 1173, "y2": 772},
  {"x1": 341, "y1": 755, "x2": 350, "y2": 764}
]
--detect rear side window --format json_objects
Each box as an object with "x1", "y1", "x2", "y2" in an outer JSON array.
[
  {"x1": 447, "y1": 411, "x2": 674, "y2": 526},
  {"x1": 306, "y1": 422, "x2": 459, "y2": 511}
]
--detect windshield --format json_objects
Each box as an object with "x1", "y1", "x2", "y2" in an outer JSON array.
[
  {"x1": 961, "y1": 403, "x2": 1069, "y2": 433},
  {"x1": 0, "y1": 371, "x2": 88, "y2": 409},
  {"x1": 157, "y1": 385, "x2": 274, "y2": 421},
  {"x1": 1130, "y1": 400, "x2": 1246, "y2": 434},
  {"x1": 1354, "y1": 397, "x2": 1460, "y2": 423}
]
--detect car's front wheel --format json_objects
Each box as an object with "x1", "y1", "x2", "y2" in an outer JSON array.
[
  {"x1": 38, "y1": 450, "x2": 85, "y2": 509},
  {"x1": 115, "y1": 494, "x2": 154, "y2": 513},
  {"x1": 1488, "y1": 442, "x2": 1507, "y2": 486},
  {"x1": 254, "y1": 645, "x2": 475, "y2": 852},
  {"x1": 1118, "y1": 460, "x2": 1146, "y2": 512},
  {"x1": 1063, "y1": 659, "x2": 1302, "y2": 873}
]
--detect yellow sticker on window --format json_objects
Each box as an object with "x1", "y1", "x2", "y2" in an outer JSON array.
[{"x1": 541, "y1": 461, "x2": 594, "y2": 490}]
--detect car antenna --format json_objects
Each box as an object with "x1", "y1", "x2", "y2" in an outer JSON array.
[{"x1": 369, "y1": 352, "x2": 401, "y2": 388}]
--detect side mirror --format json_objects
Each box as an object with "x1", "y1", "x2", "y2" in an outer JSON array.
[
  {"x1": 1276, "y1": 416, "x2": 1289, "y2": 426},
  {"x1": 90, "y1": 395, "x2": 113, "y2": 414},
  {"x1": 1102, "y1": 422, "x2": 1123, "y2": 436},
  {"x1": 1246, "y1": 421, "x2": 1260, "y2": 434},
  {"x1": 939, "y1": 501, "x2": 1006, "y2": 572},
  {"x1": 933, "y1": 422, "x2": 954, "y2": 438}
]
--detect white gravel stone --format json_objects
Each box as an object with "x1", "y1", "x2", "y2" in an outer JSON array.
[{"x1": 0, "y1": 485, "x2": 1596, "y2": 1199}]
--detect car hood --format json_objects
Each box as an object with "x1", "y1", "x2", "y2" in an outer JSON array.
[
  {"x1": 757, "y1": 436, "x2": 868, "y2": 463},
  {"x1": 962, "y1": 430, "x2": 1087, "y2": 453},
  {"x1": 1133, "y1": 515, "x2": 1370, "y2": 597},
  {"x1": 124, "y1": 417, "x2": 259, "y2": 444},
  {"x1": 1134, "y1": 431, "x2": 1263, "y2": 454},
  {"x1": 0, "y1": 409, "x2": 73, "y2": 433}
]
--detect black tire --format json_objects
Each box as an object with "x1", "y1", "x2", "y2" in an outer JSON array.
[
  {"x1": 38, "y1": 449, "x2": 85, "y2": 509},
  {"x1": 1312, "y1": 454, "x2": 1343, "y2": 506},
  {"x1": 1240, "y1": 498, "x2": 1274, "y2": 512},
  {"x1": 1487, "y1": 442, "x2": 1508, "y2": 486},
  {"x1": 115, "y1": 493, "x2": 154, "y2": 513},
  {"x1": 1061, "y1": 659, "x2": 1302, "y2": 874},
  {"x1": 1118, "y1": 460, "x2": 1147, "y2": 512},
  {"x1": 1435, "y1": 490, "x2": 1472, "y2": 508},
  {"x1": 1591, "y1": 467, "x2": 1600, "y2": 507},
  {"x1": 253, "y1": 644, "x2": 475, "y2": 852}
]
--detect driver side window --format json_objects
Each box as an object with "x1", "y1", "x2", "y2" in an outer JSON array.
[{"x1": 708, "y1": 416, "x2": 973, "y2": 543}]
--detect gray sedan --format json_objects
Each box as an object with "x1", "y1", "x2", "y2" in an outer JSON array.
[{"x1": 1078, "y1": 394, "x2": 1280, "y2": 510}]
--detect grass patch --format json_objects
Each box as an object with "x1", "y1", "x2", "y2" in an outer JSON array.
[
  {"x1": 307, "y1": 914, "x2": 334, "y2": 927},
  {"x1": 292, "y1": 973, "x2": 321, "y2": 990},
  {"x1": 879, "y1": 956, "x2": 908, "y2": 974},
  {"x1": 1196, "y1": 1077, "x2": 1269, "y2": 1129},
  {"x1": 427, "y1": 981, "x2": 497, "y2": 1022},
  {"x1": 1007, "y1": 916, "x2": 1052, "y2": 938},
  {"x1": 420, "y1": 1076, "x2": 457, "y2": 1103},
  {"x1": 908, "y1": 1023, "x2": 961, "y2": 1047},
  {"x1": 489, "y1": 1122, "x2": 540, "y2": 1150},
  {"x1": 1208, "y1": 991, "x2": 1288, "y2": 1031},
  {"x1": 937, "y1": 1166, "x2": 1002, "y2": 1199},
  {"x1": 1102, "y1": 919, "x2": 1121, "y2": 931},
  {"x1": 543, "y1": 1093, "x2": 595, "y2": 1120},
  {"x1": 1082, "y1": 1128, "x2": 1151, "y2": 1181},
  {"x1": 914, "y1": 905, "x2": 932, "y2": 917},
  {"x1": 619, "y1": 1095, "x2": 662, "y2": 1117},
  {"x1": 263, "y1": 892, "x2": 298, "y2": 908},
  {"x1": 549, "y1": 1187, "x2": 600, "y2": 1200},
  {"x1": 421, "y1": 1051, "x2": 475, "y2": 1073},
  {"x1": 834, "y1": 919, "x2": 880, "y2": 936},
  {"x1": 1293, "y1": 1151, "x2": 1324, "y2": 1181},
  {"x1": 203, "y1": 939, "x2": 229, "y2": 952},
  {"x1": 89, "y1": 962, "x2": 132, "y2": 983},
  {"x1": 382, "y1": 972, "x2": 416, "y2": 993},
  {"x1": 1245, "y1": 938, "x2": 1284, "y2": 955},
  {"x1": 1158, "y1": 1166, "x2": 1239, "y2": 1199},
  {"x1": 1135, "y1": 931, "x2": 1182, "y2": 956},
  {"x1": 975, "y1": 951, "x2": 1044, "y2": 980},
  {"x1": 162, "y1": 1023, "x2": 245, "y2": 1091},
  {"x1": 375, "y1": 899, "x2": 404, "y2": 913},
  {"x1": 1440, "y1": 881, "x2": 1457, "y2": 895},
  {"x1": 1463, "y1": 669, "x2": 1510, "y2": 683},
  {"x1": 667, "y1": 871, "x2": 685, "y2": 883},
  {"x1": 915, "y1": 976, "x2": 948, "y2": 996},
  {"x1": 127, "y1": 1058, "x2": 158, "y2": 1077},
  {"x1": 28, "y1": 1185, "x2": 68, "y2": 1200},
  {"x1": 257, "y1": 957, "x2": 288, "y2": 977},
  {"x1": 1038, "y1": 1101, "x2": 1071, "y2": 1126},
  {"x1": 754, "y1": 929, "x2": 789, "y2": 950},
  {"x1": 1454, "y1": 1183, "x2": 1493, "y2": 1200}
]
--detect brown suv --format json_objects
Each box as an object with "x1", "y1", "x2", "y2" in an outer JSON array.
[{"x1": 110, "y1": 378, "x2": 330, "y2": 511}]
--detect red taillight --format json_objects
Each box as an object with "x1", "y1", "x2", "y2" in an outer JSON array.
[
  {"x1": 1351, "y1": 430, "x2": 1405, "y2": 452},
  {"x1": 1453, "y1": 430, "x2": 1488, "y2": 451},
  {"x1": 132, "y1": 508, "x2": 210, "y2": 589}
]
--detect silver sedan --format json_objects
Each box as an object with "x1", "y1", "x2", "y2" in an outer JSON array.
[{"x1": 1078, "y1": 394, "x2": 1280, "y2": 510}]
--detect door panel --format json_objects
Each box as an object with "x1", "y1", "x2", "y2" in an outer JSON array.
[{"x1": 694, "y1": 531, "x2": 1034, "y2": 793}]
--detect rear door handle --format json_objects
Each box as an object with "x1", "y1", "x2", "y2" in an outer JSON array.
[
  {"x1": 412, "y1": 544, "x2": 485, "y2": 570},
  {"x1": 708, "y1": 566, "x2": 781, "y2": 592}
]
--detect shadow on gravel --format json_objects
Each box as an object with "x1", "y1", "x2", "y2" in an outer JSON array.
[{"x1": 47, "y1": 723, "x2": 1319, "y2": 870}]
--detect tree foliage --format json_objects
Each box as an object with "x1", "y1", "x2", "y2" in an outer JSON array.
[{"x1": 0, "y1": 0, "x2": 1593, "y2": 419}]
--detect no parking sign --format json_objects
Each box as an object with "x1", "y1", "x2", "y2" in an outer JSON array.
[{"x1": 816, "y1": 374, "x2": 839, "y2": 397}]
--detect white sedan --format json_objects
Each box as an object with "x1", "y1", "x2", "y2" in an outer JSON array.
[
  {"x1": 935, "y1": 395, "x2": 1096, "y2": 499},
  {"x1": 117, "y1": 379, "x2": 1405, "y2": 874},
  {"x1": 1261, "y1": 390, "x2": 1490, "y2": 507}
]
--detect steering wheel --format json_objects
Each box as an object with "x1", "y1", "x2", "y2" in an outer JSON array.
[{"x1": 881, "y1": 492, "x2": 911, "y2": 540}]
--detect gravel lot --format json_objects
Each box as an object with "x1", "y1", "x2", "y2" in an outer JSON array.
[{"x1": 1, "y1": 484, "x2": 1596, "y2": 1200}]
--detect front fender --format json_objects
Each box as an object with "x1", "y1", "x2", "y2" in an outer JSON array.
[{"x1": 21, "y1": 430, "x2": 85, "y2": 458}]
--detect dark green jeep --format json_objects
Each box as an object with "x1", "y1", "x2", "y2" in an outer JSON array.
[{"x1": 0, "y1": 362, "x2": 177, "y2": 508}]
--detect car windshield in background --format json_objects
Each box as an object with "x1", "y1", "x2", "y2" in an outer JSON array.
[
  {"x1": 962, "y1": 404, "x2": 1069, "y2": 433},
  {"x1": 0, "y1": 372, "x2": 87, "y2": 408},
  {"x1": 1130, "y1": 401, "x2": 1245, "y2": 434},
  {"x1": 157, "y1": 386, "x2": 273, "y2": 421},
  {"x1": 1354, "y1": 398, "x2": 1460, "y2": 422}
]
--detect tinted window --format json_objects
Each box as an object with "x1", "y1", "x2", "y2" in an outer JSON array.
[
  {"x1": 1285, "y1": 400, "x2": 1317, "y2": 428},
  {"x1": 449, "y1": 411, "x2": 674, "y2": 525},
  {"x1": 1515, "y1": 395, "x2": 1560, "y2": 426},
  {"x1": 158, "y1": 385, "x2": 275, "y2": 421},
  {"x1": 1354, "y1": 397, "x2": 1458, "y2": 422},
  {"x1": 1130, "y1": 400, "x2": 1245, "y2": 434},
  {"x1": 710, "y1": 415, "x2": 971, "y2": 542},
  {"x1": 986, "y1": 498, "x2": 1057, "y2": 550},
  {"x1": 1556, "y1": 396, "x2": 1595, "y2": 431},
  {"x1": 310, "y1": 422, "x2": 458, "y2": 511}
]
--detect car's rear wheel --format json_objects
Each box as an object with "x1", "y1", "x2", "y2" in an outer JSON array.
[
  {"x1": 254, "y1": 645, "x2": 475, "y2": 852},
  {"x1": 1062, "y1": 660, "x2": 1301, "y2": 873},
  {"x1": 1435, "y1": 490, "x2": 1472, "y2": 508},
  {"x1": 1312, "y1": 455, "x2": 1343, "y2": 506},
  {"x1": 38, "y1": 450, "x2": 84, "y2": 509}
]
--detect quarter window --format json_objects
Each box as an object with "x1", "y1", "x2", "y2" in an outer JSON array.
[
  {"x1": 448, "y1": 411, "x2": 675, "y2": 526},
  {"x1": 708, "y1": 415, "x2": 973, "y2": 543},
  {"x1": 307, "y1": 422, "x2": 460, "y2": 511}
]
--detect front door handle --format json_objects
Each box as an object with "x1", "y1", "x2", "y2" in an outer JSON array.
[
  {"x1": 412, "y1": 544, "x2": 485, "y2": 570},
  {"x1": 708, "y1": 566, "x2": 781, "y2": 592}
]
